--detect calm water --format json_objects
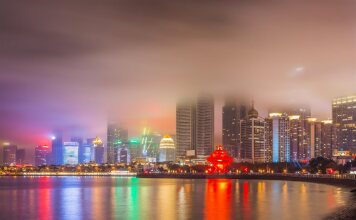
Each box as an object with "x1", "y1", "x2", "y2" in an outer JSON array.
[{"x1": 0, "y1": 176, "x2": 350, "y2": 220}]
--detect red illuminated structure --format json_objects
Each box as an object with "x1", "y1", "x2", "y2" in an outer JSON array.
[{"x1": 206, "y1": 145, "x2": 233, "y2": 174}]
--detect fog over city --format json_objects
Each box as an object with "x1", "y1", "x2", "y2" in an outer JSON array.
[{"x1": 0, "y1": 0, "x2": 355, "y2": 149}]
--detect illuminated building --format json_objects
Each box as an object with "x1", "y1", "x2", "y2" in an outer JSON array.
[
  {"x1": 117, "y1": 143, "x2": 130, "y2": 164},
  {"x1": 35, "y1": 145, "x2": 50, "y2": 166},
  {"x1": 206, "y1": 145, "x2": 233, "y2": 173},
  {"x1": 71, "y1": 137, "x2": 84, "y2": 163},
  {"x1": 51, "y1": 132, "x2": 63, "y2": 165},
  {"x1": 195, "y1": 95, "x2": 214, "y2": 158},
  {"x1": 267, "y1": 113, "x2": 290, "y2": 163},
  {"x1": 128, "y1": 137, "x2": 141, "y2": 161},
  {"x1": 159, "y1": 135, "x2": 175, "y2": 162},
  {"x1": 222, "y1": 98, "x2": 247, "y2": 158},
  {"x1": 16, "y1": 149, "x2": 26, "y2": 164},
  {"x1": 107, "y1": 123, "x2": 128, "y2": 164},
  {"x1": 141, "y1": 128, "x2": 161, "y2": 160},
  {"x1": 332, "y1": 95, "x2": 356, "y2": 153},
  {"x1": 81, "y1": 141, "x2": 92, "y2": 163},
  {"x1": 3, "y1": 144, "x2": 17, "y2": 165},
  {"x1": 240, "y1": 104, "x2": 267, "y2": 163},
  {"x1": 176, "y1": 99, "x2": 196, "y2": 159},
  {"x1": 305, "y1": 118, "x2": 321, "y2": 159},
  {"x1": 320, "y1": 120, "x2": 337, "y2": 158},
  {"x1": 63, "y1": 142, "x2": 79, "y2": 165},
  {"x1": 289, "y1": 115, "x2": 302, "y2": 161},
  {"x1": 92, "y1": 137, "x2": 104, "y2": 164}
]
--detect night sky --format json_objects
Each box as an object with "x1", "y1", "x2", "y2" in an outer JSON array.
[{"x1": 0, "y1": 1, "x2": 355, "y2": 155}]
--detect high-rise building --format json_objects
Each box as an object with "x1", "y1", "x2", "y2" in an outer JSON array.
[
  {"x1": 51, "y1": 132, "x2": 63, "y2": 165},
  {"x1": 63, "y1": 142, "x2": 79, "y2": 165},
  {"x1": 16, "y1": 149, "x2": 25, "y2": 164},
  {"x1": 128, "y1": 137, "x2": 141, "y2": 161},
  {"x1": 267, "y1": 113, "x2": 290, "y2": 163},
  {"x1": 289, "y1": 115, "x2": 302, "y2": 161},
  {"x1": 3, "y1": 144, "x2": 17, "y2": 165},
  {"x1": 71, "y1": 137, "x2": 84, "y2": 163},
  {"x1": 35, "y1": 145, "x2": 50, "y2": 166},
  {"x1": 176, "y1": 100, "x2": 196, "y2": 159},
  {"x1": 141, "y1": 128, "x2": 161, "y2": 159},
  {"x1": 117, "y1": 142, "x2": 130, "y2": 164},
  {"x1": 320, "y1": 120, "x2": 337, "y2": 158},
  {"x1": 195, "y1": 95, "x2": 214, "y2": 157},
  {"x1": 159, "y1": 135, "x2": 176, "y2": 162},
  {"x1": 81, "y1": 141, "x2": 92, "y2": 163},
  {"x1": 107, "y1": 124, "x2": 128, "y2": 164},
  {"x1": 240, "y1": 106, "x2": 267, "y2": 163},
  {"x1": 92, "y1": 137, "x2": 104, "y2": 164},
  {"x1": 332, "y1": 95, "x2": 356, "y2": 153},
  {"x1": 305, "y1": 118, "x2": 322, "y2": 160},
  {"x1": 222, "y1": 98, "x2": 247, "y2": 158}
]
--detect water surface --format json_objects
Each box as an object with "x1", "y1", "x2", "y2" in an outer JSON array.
[{"x1": 0, "y1": 176, "x2": 349, "y2": 220}]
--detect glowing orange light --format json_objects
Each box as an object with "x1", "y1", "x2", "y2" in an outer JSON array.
[{"x1": 206, "y1": 145, "x2": 233, "y2": 174}]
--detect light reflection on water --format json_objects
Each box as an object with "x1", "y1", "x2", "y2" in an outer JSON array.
[{"x1": 0, "y1": 177, "x2": 349, "y2": 220}]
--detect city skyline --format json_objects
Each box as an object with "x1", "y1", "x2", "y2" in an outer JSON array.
[{"x1": 1, "y1": 1, "x2": 356, "y2": 151}]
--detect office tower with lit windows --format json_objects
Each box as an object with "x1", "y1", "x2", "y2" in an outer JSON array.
[
  {"x1": 289, "y1": 115, "x2": 303, "y2": 161},
  {"x1": 222, "y1": 98, "x2": 247, "y2": 158},
  {"x1": 35, "y1": 145, "x2": 50, "y2": 166},
  {"x1": 332, "y1": 95, "x2": 356, "y2": 153},
  {"x1": 16, "y1": 149, "x2": 25, "y2": 164},
  {"x1": 117, "y1": 142, "x2": 130, "y2": 164},
  {"x1": 320, "y1": 120, "x2": 337, "y2": 158},
  {"x1": 240, "y1": 105, "x2": 267, "y2": 163},
  {"x1": 176, "y1": 99, "x2": 196, "y2": 159},
  {"x1": 305, "y1": 118, "x2": 322, "y2": 159},
  {"x1": 107, "y1": 123, "x2": 128, "y2": 164},
  {"x1": 159, "y1": 135, "x2": 176, "y2": 162},
  {"x1": 267, "y1": 113, "x2": 290, "y2": 163},
  {"x1": 195, "y1": 95, "x2": 214, "y2": 157},
  {"x1": 141, "y1": 128, "x2": 161, "y2": 159},
  {"x1": 63, "y1": 142, "x2": 79, "y2": 165},
  {"x1": 71, "y1": 137, "x2": 84, "y2": 163},
  {"x1": 81, "y1": 141, "x2": 92, "y2": 163},
  {"x1": 3, "y1": 144, "x2": 17, "y2": 165},
  {"x1": 92, "y1": 137, "x2": 104, "y2": 164},
  {"x1": 51, "y1": 132, "x2": 63, "y2": 165}
]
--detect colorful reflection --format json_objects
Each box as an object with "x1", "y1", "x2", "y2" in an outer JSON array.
[
  {"x1": 38, "y1": 177, "x2": 52, "y2": 220},
  {"x1": 0, "y1": 177, "x2": 350, "y2": 220},
  {"x1": 204, "y1": 179, "x2": 232, "y2": 220}
]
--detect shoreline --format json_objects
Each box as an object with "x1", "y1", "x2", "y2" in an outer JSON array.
[{"x1": 137, "y1": 173, "x2": 356, "y2": 188}]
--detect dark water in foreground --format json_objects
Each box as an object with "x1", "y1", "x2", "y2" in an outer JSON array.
[{"x1": 0, "y1": 177, "x2": 350, "y2": 220}]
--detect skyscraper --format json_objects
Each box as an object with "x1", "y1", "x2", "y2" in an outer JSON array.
[
  {"x1": 176, "y1": 99, "x2": 196, "y2": 159},
  {"x1": 289, "y1": 115, "x2": 303, "y2": 161},
  {"x1": 92, "y1": 137, "x2": 104, "y2": 164},
  {"x1": 107, "y1": 124, "x2": 128, "y2": 164},
  {"x1": 195, "y1": 95, "x2": 214, "y2": 157},
  {"x1": 305, "y1": 118, "x2": 322, "y2": 160},
  {"x1": 71, "y1": 137, "x2": 84, "y2": 163},
  {"x1": 332, "y1": 95, "x2": 356, "y2": 153},
  {"x1": 159, "y1": 135, "x2": 176, "y2": 162},
  {"x1": 35, "y1": 145, "x2": 50, "y2": 166},
  {"x1": 320, "y1": 120, "x2": 337, "y2": 158},
  {"x1": 51, "y1": 132, "x2": 63, "y2": 165},
  {"x1": 63, "y1": 142, "x2": 79, "y2": 165},
  {"x1": 240, "y1": 105, "x2": 267, "y2": 163},
  {"x1": 16, "y1": 149, "x2": 25, "y2": 164},
  {"x1": 3, "y1": 144, "x2": 17, "y2": 165},
  {"x1": 222, "y1": 98, "x2": 247, "y2": 158},
  {"x1": 267, "y1": 113, "x2": 290, "y2": 163}
]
